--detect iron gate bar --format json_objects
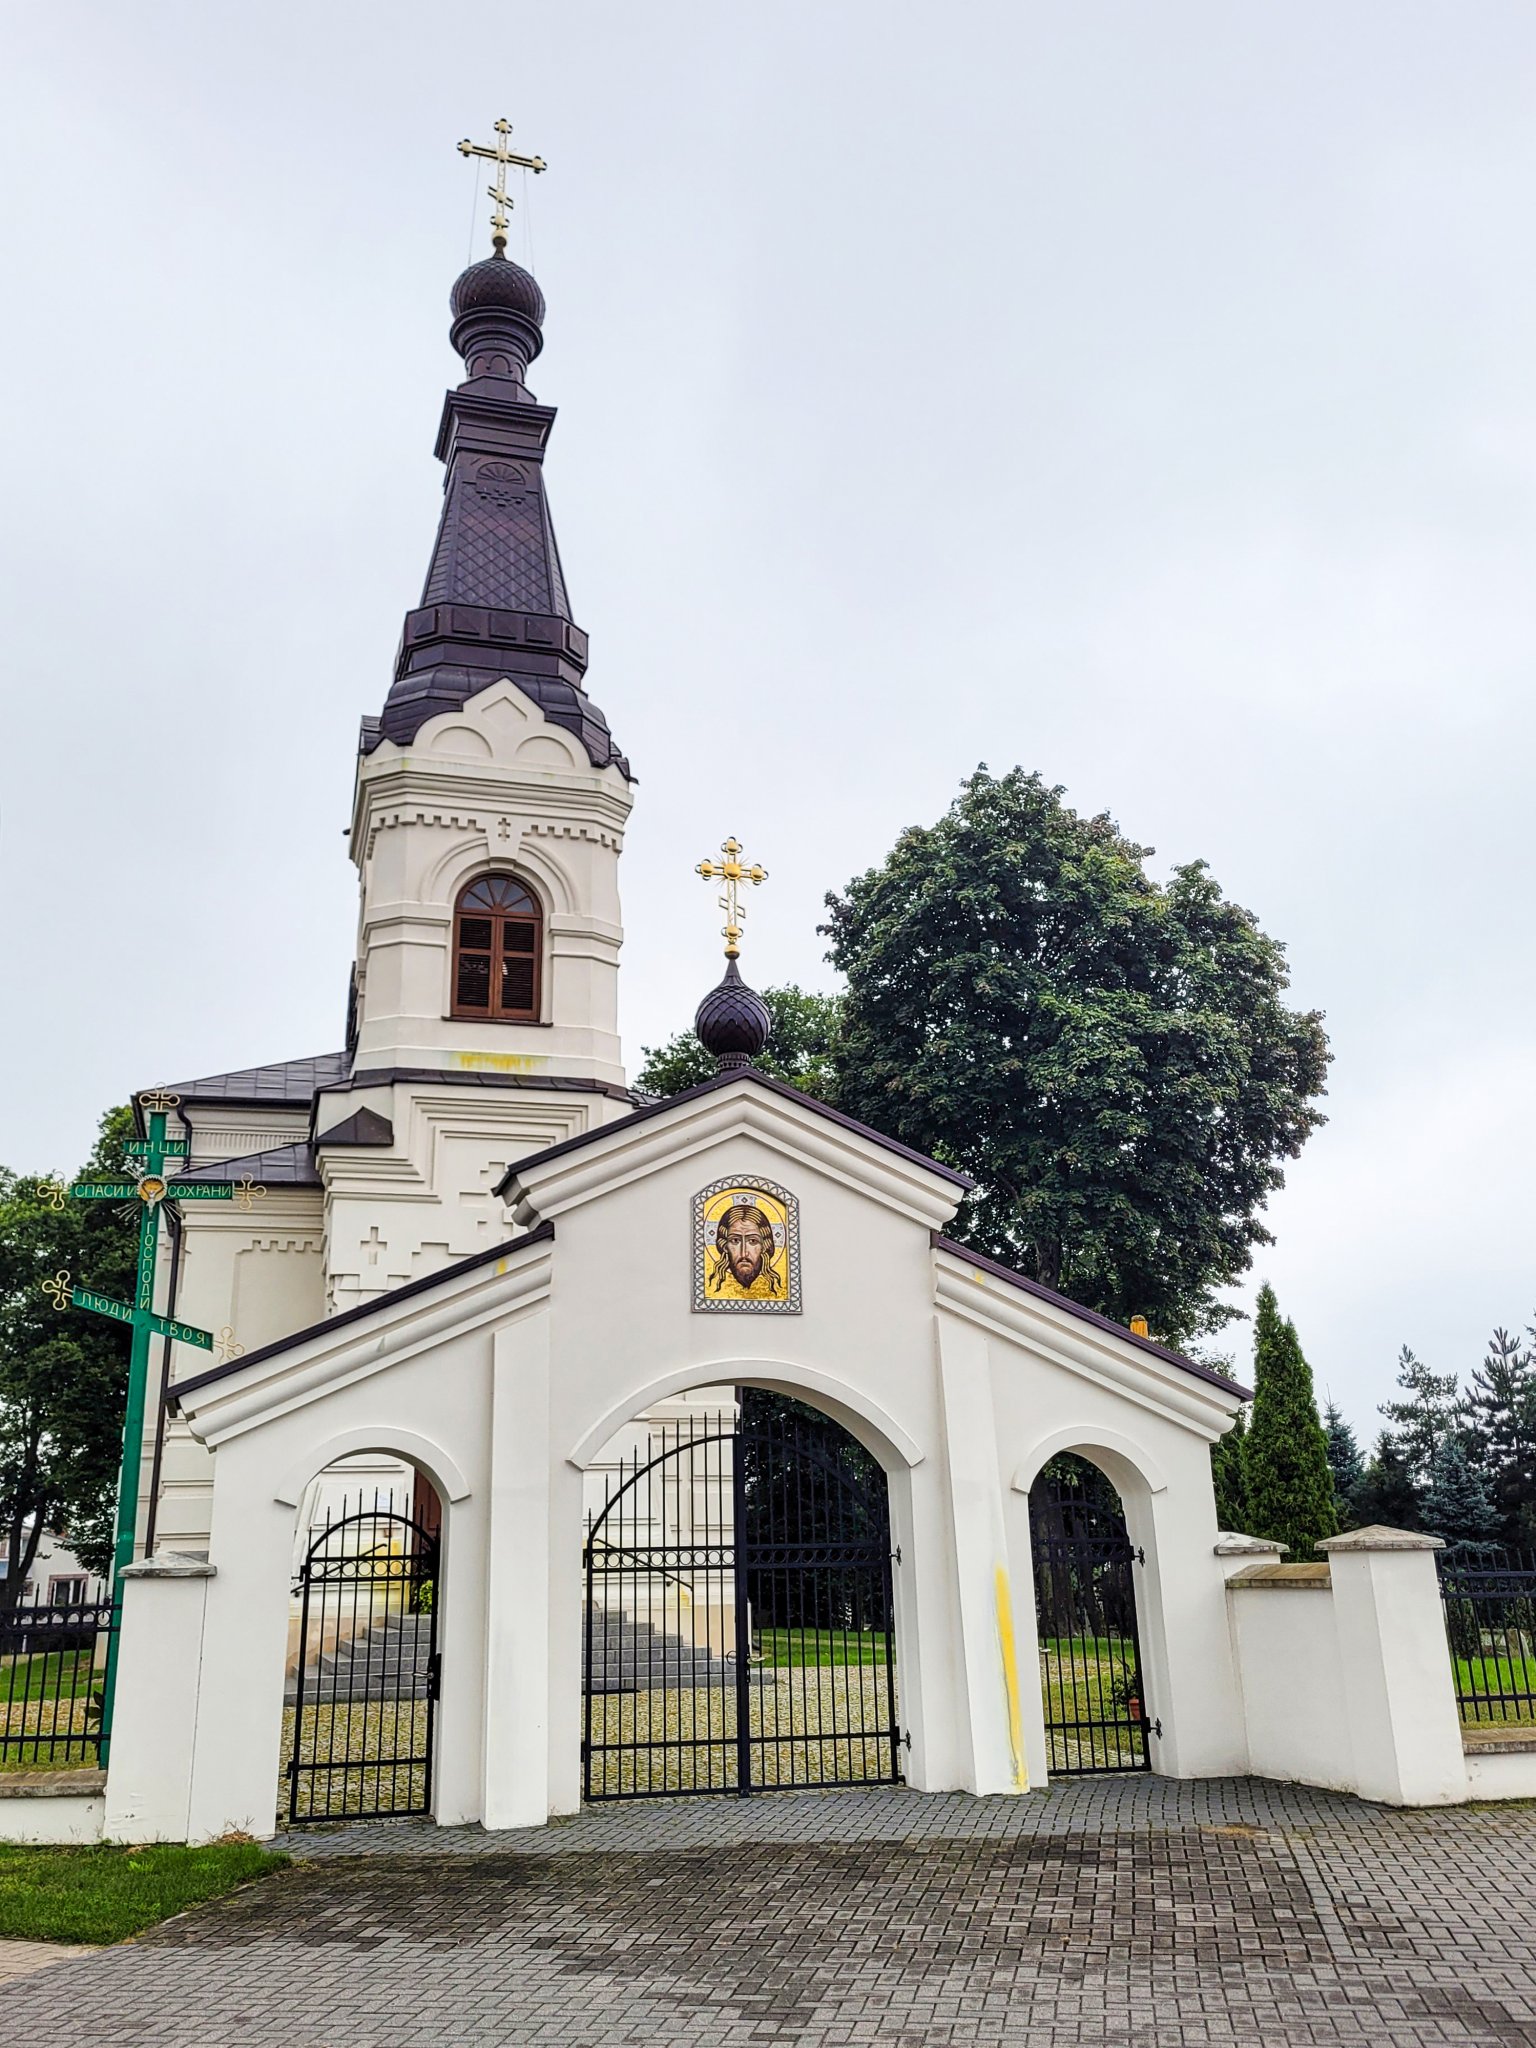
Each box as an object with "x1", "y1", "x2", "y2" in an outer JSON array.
[
  {"x1": 582, "y1": 1405, "x2": 900, "y2": 1801},
  {"x1": 287, "y1": 1506, "x2": 439, "y2": 1824}
]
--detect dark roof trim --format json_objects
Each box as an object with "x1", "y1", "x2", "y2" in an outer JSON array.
[
  {"x1": 177, "y1": 1142, "x2": 320, "y2": 1188},
  {"x1": 316, "y1": 1108, "x2": 394, "y2": 1148},
  {"x1": 496, "y1": 1068, "x2": 975, "y2": 1198},
  {"x1": 325, "y1": 1068, "x2": 636, "y2": 1104},
  {"x1": 932, "y1": 1235, "x2": 1253, "y2": 1399},
  {"x1": 170, "y1": 1221, "x2": 555, "y2": 1404}
]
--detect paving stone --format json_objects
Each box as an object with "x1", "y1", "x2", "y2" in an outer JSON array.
[{"x1": 2, "y1": 1779, "x2": 1534, "y2": 2042}]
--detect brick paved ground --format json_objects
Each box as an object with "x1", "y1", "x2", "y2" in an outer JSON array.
[{"x1": 2, "y1": 1778, "x2": 1534, "y2": 2044}]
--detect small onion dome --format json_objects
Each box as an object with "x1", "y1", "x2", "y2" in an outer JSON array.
[
  {"x1": 449, "y1": 251, "x2": 546, "y2": 326},
  {"x1": 448, "y1": 251, "x2": 545, "y2": 383},
  {"x1": 694, "y1": 958, "x2": 771, "y2": 1072}
]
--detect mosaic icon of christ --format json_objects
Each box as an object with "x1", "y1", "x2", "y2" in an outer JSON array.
[{"x1": 702, "y1": 1191, "x2": 791, "y2": 1302}]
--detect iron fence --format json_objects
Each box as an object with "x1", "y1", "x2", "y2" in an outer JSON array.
[
  {"x1": 1437, "y1": 1544, "x2": 1536, "y2": 1725},
  {"x1": 0, "y1": 1586, "x2": 112, "y2": 1768}
]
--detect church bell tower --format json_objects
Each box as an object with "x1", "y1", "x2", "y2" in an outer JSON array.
[{"x1": 318, "y1": 193, "x2": 637, "y2": 1308}]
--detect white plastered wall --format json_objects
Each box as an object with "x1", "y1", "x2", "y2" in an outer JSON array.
[{"x1": 141, "y1": 1081, "x2": 1250, "y2": 1840}]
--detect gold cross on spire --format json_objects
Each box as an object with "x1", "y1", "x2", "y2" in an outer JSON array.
[
  {"x1": 696, "y1": 838, "x2": 768, "y2": 960},
  {"x1": 458, "y1": 117, "x2": 546, "y2": 254}
]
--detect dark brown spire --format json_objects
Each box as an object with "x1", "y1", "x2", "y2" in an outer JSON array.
[{"x1": 366, "y1": 254, "x2": 630, "y2": 777}]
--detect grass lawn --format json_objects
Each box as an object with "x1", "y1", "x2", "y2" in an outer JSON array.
[
  {"x1": 1, "y1": 1650, "x2": 98, "y2": 1704},
  {"x1": 1455, "y1": 1652, "x2": 1536, "y2": 1725},
  {"x1": 0, "y1": 1841, "x2": 288, "y2": 1946},
  {"x1": 755, "y1": 1628, "x2": 889, "y2": 1668}
]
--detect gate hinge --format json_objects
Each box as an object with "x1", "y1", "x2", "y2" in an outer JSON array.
[
  {"x1": 425, "y1": 1652, "x2": 442, "y2": 1701},
  {"x1": 1133, "y1": 1546, "x2": 1146, "y2": 1565},
  {"x1": 1149, "y1": 1716, "x2": 1162, "y2": 1739},
  {"x1": 901, "y1": 1728, "x2": 912, "y2": 1751},
  {"x1": 892, "y1": 1545, "x2": 903, "y2": 1566}
]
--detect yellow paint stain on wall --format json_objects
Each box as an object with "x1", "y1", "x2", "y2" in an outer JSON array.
[
  {"x1": 451, "y1": 1050, "x2": 548, "y2": 1074},
  {"x1": 995, "y1": 1563, "x2": 1029, "y2": 1790}
]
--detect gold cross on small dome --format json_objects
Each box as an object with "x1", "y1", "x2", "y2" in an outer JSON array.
[
  {"x1": 458, "y1": 117, "x2": 546, "y2": 254},
  {"x1": 696, "y1": 837, "x2": 768, "y2": 960}
]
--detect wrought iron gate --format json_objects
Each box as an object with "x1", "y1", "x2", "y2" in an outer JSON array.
[
  {"x1": 286, "y1": 1507, "x2": 439, "y2": 1823},
  {"x1": 582, "y1": 1404, "x2": 901, "y2": 1799},
  {"x1": 1029, "y1": 1468, "x2": 1151, "y2": 1775}
]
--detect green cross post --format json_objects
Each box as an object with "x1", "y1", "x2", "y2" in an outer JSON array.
[{"x1": 47, "y1": 1089, "x2": 265, "y2": 1760}]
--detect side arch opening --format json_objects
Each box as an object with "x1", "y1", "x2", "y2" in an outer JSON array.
[
  {"x1": 581, "y1": 1385, "x2": 901, "y2": 1800},
  {"x1": 283, "y1": 1452, "x2": 443, "y2": 1823},
  {"x1": 1029, "y1": 1452, "x2": 1151, "y2": 1776}
]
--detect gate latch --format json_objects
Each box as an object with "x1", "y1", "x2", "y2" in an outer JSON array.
[{"x1": 425, "y1": 1652, "x2": 442, "y2": 1701}]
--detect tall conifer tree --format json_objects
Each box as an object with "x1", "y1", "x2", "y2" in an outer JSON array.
[
  {"x1": 1465, "y1": 1326, "x2": 1536, "y2": 1550},
  {"x1": 1352, "y1": 1431, "x2": 1421, "y2": 1530},
  {"x1": 1211, "y1": 1408, "x2": 1250, "y2": 1533},
  {"x1": 1420, "y1": 1436, "x2": 1500, "y2": 1549},
  {"x1": 1243, "y1": 1285, "x2": 1338, "y2": 1560},
  {"x1": 1322, "y1": 1401, "x2": 1365, "y2": 1529},
  {"x1": 1380, "y1": 1346, "x2": 1462, "y2": 1491}
]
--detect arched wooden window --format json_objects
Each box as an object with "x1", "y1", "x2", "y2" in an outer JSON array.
[{"x1": 452, "y1": 874, "x2": 543, "y2": 1021}]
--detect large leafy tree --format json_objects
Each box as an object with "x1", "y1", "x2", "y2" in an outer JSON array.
[
  {"x1": 0, "y1": 1108, "x2": 135, "y2": 1606},
  {"x1": 1242, "y1": 1284, "x2": 1337, "y2": 1560},
  {"x1": 822, "y1": 769, "x2": 1330, "y2": 1342},
  {"x1": 637, "y1": 985, "x2": 842, "y2": 1100}
]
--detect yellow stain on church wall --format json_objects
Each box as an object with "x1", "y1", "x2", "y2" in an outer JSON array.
[
  {"x1": 995, "y1": 1563, "x2": 1029, "y2": 1790},
  {"x1": 451, "y1": 1050, "x2": 548, "y2": 1074}
]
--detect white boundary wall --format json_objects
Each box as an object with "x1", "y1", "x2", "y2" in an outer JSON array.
[{"x1": 1220, "y1": 1525, "x2": 1512, "y2": 1807}]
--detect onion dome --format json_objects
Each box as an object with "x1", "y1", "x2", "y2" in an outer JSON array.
[
  {"x1": 449, "y1": 250, "x2": 545, "y2": 384},
  {"x1": 694, "y1": 959, "x2": 771, "y2": 1073}
]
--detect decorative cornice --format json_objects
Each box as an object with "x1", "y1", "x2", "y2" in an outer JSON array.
[
  {"x1": 933, "y1": 1254, "x2": 1242, "y2": 1441},
  {"x1": 504, "y1": 1075, "x2": 967, "y2": 1233},
  {"x1": 175, "y1": 1226, "x2": 555, "y2": 1440}
]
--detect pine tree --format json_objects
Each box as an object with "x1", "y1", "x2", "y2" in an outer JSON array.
[
  {"x1": 1322, "y1": 1401, "x2": 1365, "y2": 1529},
  {"x1": 1465, "y1": 1325, "x2": 1536, "y2": 1551},
  {"x1": 1352, "y1": 1431, "x2": 1421, "y2": 1531},
  {"x1": 1243, "y1": 1285, "x2": 1338, "y2": 1560},
  {"x1": 1420, "y1": 1436, "x2": 1501, "y2": 1550},
  {"x1": 1380, "y1": 1346, "x2": 1462, "y2": 1491},
  {"x1": 1211, "y1": 1407, "x2": 1250, "y2": 1533}
]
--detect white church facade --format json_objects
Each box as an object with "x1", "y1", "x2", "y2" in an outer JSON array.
[{"x1": 19, "y1": 177, "x2": 1509, "y2": 1850}]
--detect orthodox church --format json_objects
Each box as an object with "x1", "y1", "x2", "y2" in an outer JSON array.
[
  {"x1": 141, "y1": 208, "x2": 653, "y2": 1555},
  {"x1": 96, "y1": 165, "x2": 1276, "y2": 1843}
]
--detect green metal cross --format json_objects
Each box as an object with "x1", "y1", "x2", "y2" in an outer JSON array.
[{"x1": 46, "y1": 1088, "x2": 265, "y2": 1758}]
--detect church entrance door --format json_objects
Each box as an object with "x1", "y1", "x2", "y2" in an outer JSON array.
[
  {"x1": 285, "y1": 1506, "x2": 440, "y2": 1823},
  {"x1": 582, "y1": 1401, "x2": 901, "y2": 1800}
]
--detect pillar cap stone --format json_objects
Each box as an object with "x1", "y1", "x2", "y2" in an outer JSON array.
[
  {"x1": 1213, "y1": 1532, "x2": 1288, "y2": 1556},
  {"x1": 1318, "y1": 1525, "x2": 1445, "y2": 1553},
  {"x1": 118, "y1": 1551, "x2": 218, "y2": 1579}
]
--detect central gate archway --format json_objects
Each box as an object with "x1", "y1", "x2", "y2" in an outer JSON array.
[{"x1": 581, "y1": 1398, "x2": 901, "y2": 1799}]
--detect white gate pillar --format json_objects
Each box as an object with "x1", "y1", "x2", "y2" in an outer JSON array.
[
  {"x1": 482, "y1": 1312, "x2": 554, "y2": 1829},
  {"x1": 103, "y1": 1555, "x2": 215, "y2": 1842},
  {"x1": 932, "y1": 1315, "x2": 1030, "y2": 1794},
  {"x1": 1319, "y1": 1526, "x2": 1467, "y2": 1805}
]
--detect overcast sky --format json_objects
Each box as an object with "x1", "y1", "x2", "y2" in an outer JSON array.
[{"x1": 2, "y1": 3, "x2": 1532, "y2": 1436}]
